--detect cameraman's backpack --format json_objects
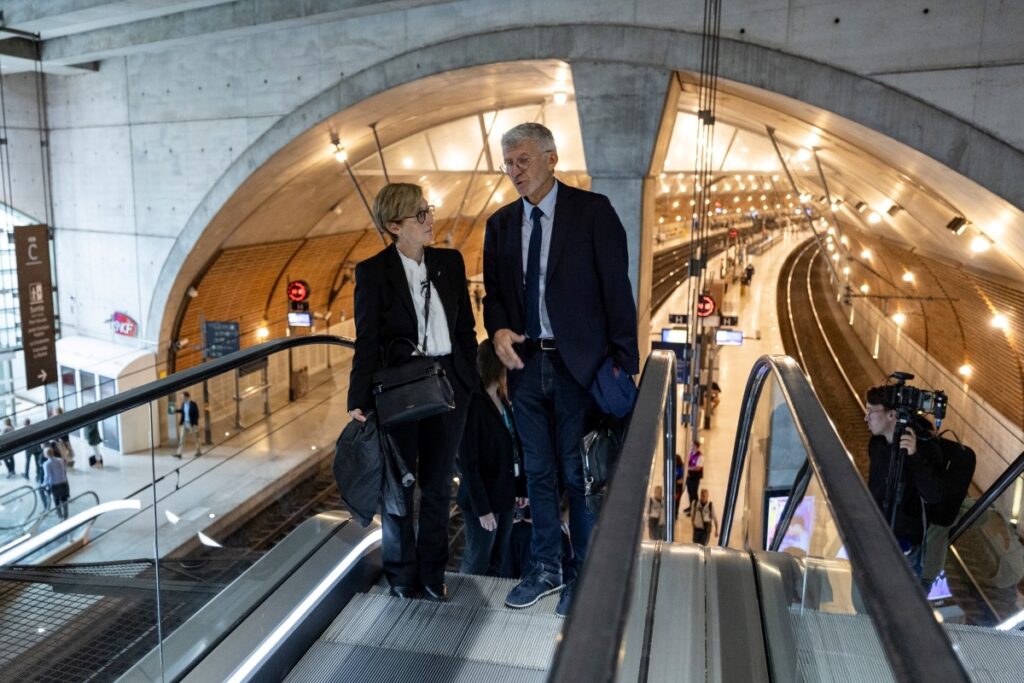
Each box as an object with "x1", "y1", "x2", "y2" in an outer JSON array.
[{"x1": 925, "y1": 432, "x2": 976, "y2": 527}]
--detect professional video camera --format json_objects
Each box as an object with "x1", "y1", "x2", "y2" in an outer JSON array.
[
  {"x1": 881, "y1": 372, "x2": 948, "y2": 530},
  {"x1": 886, "y1": 371, "x2": 948, "y2": 428}
]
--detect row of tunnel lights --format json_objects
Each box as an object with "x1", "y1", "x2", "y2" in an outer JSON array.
[{"x1": 825, "y1": 227, "x2": 1009, "y2": 381}]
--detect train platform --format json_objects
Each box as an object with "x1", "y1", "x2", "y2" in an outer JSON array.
[{"x1": 650, "y1": 227, "x2": 809, "y2": 540}]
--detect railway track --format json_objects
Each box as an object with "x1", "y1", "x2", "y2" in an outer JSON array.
[
  {"x1": 650, "y1": 225, "x2": 762, "y2": 314},
  {"x1": 776, "y1": 237, "x2": 878, "y2": 477}
]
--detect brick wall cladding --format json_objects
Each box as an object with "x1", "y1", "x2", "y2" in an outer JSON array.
[{"x1": 846, "y1": 231, "x2": 1024, "y2": 427}]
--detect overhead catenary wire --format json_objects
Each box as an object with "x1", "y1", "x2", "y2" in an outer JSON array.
[{"x1": 685, "y1": 0, "x2": 724, "y2": 443}]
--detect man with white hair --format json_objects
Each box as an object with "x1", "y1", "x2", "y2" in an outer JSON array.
[{"x1": 483, "y1": 122, "x2": 638, "y2": 617}]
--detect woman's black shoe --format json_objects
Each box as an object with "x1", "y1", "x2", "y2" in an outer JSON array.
[
  {"x1": 422, "y1": 583, "x2": 448, "y2": 601},
  {"x1": 389, "y1": 585, "x2": 419, "y2": 599}
]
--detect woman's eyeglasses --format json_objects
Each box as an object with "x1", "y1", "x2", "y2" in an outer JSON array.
[{"x1": 395, "y1": 205, "x2": 435, "y2": 225}]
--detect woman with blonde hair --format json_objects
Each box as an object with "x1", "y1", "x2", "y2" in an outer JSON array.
[{"x1": 348, "y1": 183, "x2": 479, "y2": 601}]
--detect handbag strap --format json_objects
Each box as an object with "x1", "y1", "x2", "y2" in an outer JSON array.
[
  {"x1": 380, "y1": 267, "x2": 435, "y2": 366},
  {"x1": 420, "y1": 274, "x2": 431, "y2": 355}
]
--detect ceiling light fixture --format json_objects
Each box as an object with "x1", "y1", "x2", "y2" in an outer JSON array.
[
  {"x1": 892, "y1": 313, "x2": 906, "y2": 326},
  {"x1": 855, "y1": 201, "x2": 867, "y2": 213},
  {"x1": 946, "y1": 216, "x2": 968, "y2": 235},
  {"x1": 887, "y1": 204, "x2": 902, "y2": 216},
  {"x1": 902, "y1": 271, "x2": 915, "y2": 283},
  {"x1": 970, "y1": 235, "x2": 992, "y2": 253},
  {"x1": 992, "y1": 313, "x2": 1009, "y2": 330},
  {"x1": 958, "y1": 364, "x2": 973, "y2": 378},
  {"x1": 552, "y1": 91, "x2": 568, "y2": 106},
  {"x1": 867, "y1": 211, "x2": 882, "y2": 224}
]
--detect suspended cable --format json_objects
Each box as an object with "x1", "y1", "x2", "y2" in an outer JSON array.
[{"x1": 686, "y1": 0, "x2": 724, "y2": 441}]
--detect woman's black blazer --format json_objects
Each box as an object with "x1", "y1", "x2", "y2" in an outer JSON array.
[
  {"x1": 457, "y1": 388, "x2": 523, "y2": 518},
  {"x1": 348, "y1": 243, "x2": 479, "y2": 413}
]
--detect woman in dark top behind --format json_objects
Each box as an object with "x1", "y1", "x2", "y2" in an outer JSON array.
[
  {"x1": 457, "y1": 339, "x2": 525, "y2": 576},
  {"x1": 347, "y1": 183, "x2": 479, "y2": 601}
]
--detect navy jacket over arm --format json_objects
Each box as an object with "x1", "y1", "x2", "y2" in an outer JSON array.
[
  {"x1": 348, "y1": 243, "x2": 479, "y2": 413},
  {"x1": 483, "y1": 181, "x2": 639, "y2": 391}
]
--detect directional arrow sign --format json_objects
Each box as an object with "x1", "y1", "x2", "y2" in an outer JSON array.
[{"x1": 37, "y1": 369, "x2": 48, "y2": 384}]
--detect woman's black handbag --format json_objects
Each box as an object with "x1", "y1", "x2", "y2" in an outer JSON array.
[{"x1": 371, "y1": 278, "x2": 455, "y2": 427}]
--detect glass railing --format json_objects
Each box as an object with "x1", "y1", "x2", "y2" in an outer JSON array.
[
  {"x1": 0, "y1": 334, "x2": 354, "y2": 682},
  {"x1": 943, "y1": 451, "x2": 1024, "y2": 626},
  {"x1": 722, "y1": 355, "x2": 971, "y2": 683}
]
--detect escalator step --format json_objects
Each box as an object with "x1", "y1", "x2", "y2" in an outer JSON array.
[
  {"x1": 321, "y1": 593, "x2": 562, "y2": 669},
  {"x1": 286, "y1": 642, "x2": 546, "y2": 682}
]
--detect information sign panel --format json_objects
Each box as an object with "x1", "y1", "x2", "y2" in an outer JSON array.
[
  {"x1": 203, "y1": 321, "x2": 240, "y2": 359},
  {"x1": 651, "y1": 341, "x2": 690, "y2": 384},
  {"x1": 14, "y1": 225, "x2": 57, "y2": 389}
]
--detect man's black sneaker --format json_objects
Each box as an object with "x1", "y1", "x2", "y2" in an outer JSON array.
[{"x1": 505, "y1": 567, "x2": 564, "y2": 609}]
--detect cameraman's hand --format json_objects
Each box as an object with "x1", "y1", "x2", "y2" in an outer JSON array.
[{"x1": 899, "y1": 427, "x2": 917, "y2": 456}]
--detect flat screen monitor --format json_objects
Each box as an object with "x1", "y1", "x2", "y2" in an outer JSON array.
[
  {"x1": 661, "y1": 327, "x2": 688, "y2": 344},
  {"x1": 288, "y1": 311, "x2": 313, "y2": 327},
  {"x1": 716, "y1": 328, "x2": 744, "y2": 346}
]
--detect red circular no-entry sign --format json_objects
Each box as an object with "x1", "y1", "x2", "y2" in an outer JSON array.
[{"x1": 696, "y1": 294, "x2": 717, "y2": 317}]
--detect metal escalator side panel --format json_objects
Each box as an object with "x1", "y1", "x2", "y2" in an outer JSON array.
[
  {"x1": 615, "y1": 541, "x2": 659, "y2": 681},
  {"x1": 115, "y1": 512, "x2": 372, "y2": 683},
  {"x1": 184, "y1": 520, "x2": 382, "y2": 683},
  {"x1": 751, "y1": 551, "x2": 803, "y2": 683},
  {"x1": 705, "y1": 547, "x2": 769, "y2": 683},
  {"x1": 644, "y1": 543, "x2": 706, "y2": 683}
]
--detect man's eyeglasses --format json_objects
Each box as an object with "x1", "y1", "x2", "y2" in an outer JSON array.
[
  {"x1": 395, "y1": 205, "x2": 435, "y2": 225},
  {"x1": 500, "y1": 150, "x2": 554, "y2": 175},
  {"x1": 865, "y1": 408, "x2": 888, "y2": 417}
]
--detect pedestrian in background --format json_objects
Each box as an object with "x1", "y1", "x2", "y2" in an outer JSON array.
[
  {"x1": 1, "y1": 417, "x2": 14, "y2": 477},
  {"x1": 42, "y1": 444, "x2": 70, "y2": 520},
  {"x1": 22, "y1": 419, "x2": 44, "y2": 483},
  {"x1": 691, "y1": 488, "x2": 718, "y2": 546},
  {"x1": 685, "y1": 440, "x2": 704, "y2": 513},
  {"x1": 86, "y1": 422, "x2": 104, "y2": 468},
  {"x1": 175, "y1": 392, "x2": 202, "y2": 458},
  {"x1": 647, "y1": 485, "x2": 666, "y2": 540}
]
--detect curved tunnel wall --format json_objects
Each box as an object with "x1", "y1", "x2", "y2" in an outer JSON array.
[{"x1": 149, "y1": 24, "x2": 1024, "y2": 356}]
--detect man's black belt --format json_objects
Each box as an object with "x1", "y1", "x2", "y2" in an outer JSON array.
[{"x1": 519, "y1": 338, "x2": 557, "y2": 352}]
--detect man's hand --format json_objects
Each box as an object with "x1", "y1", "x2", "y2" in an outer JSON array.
[
  {"x1": 899, "y1": 427, "x2": 917, "y2": 456},
  {"x1": 515, "y1": 497, "x2": 529, "y2": 508},
  {"x1": 494, "y1": 328, "x2": 526, "y2": 370},
  {"x1": 479, "y1": 513, "x2": 498, "y2": 531},
  {"x1": 349, "y1": 409, "x2": 367, "y2": 423}
]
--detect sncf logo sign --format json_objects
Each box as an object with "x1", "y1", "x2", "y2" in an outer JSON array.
[{"x1": 111, "y1": 312, "x2": 138, "y2": 337}]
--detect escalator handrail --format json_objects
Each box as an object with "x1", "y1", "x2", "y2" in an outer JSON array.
[
  {"x1": 721, "y1": 355, "x2": 970, "y2": 683},
  {"x1": 948, "y1": 449, "x2": 1024, "y2": 545},
  {"x1": 549, "y1": 350, "x2": 675, "y2": 683},
  {"x1": 0, "y1": 335, "x2": 354, "y2": 458},
  {"x1": 0, "y1": 485, "x2": 41, "y2": 529}
]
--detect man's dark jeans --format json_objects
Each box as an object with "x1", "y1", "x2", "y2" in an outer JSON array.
[{"x1": 512, "y1": 349, "x2": 594, "y2": 577}]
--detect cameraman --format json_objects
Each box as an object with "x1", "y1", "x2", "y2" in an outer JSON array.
[{"x1": 864, "y1": 386, "x2": 944, "y2": 580}]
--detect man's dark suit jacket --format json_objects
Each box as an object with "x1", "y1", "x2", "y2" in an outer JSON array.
[
  {"x1": 177, "y1": 400, "x2": 199, "y2": 426},
  {"x1": 483, "y1": 181, "x2": 639, "y2": 391},
  {"x1": 348, "y1": 243, "x2": 478, "y2": 413}
]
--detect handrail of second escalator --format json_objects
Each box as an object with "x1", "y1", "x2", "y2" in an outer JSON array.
[
  {"x1": 549, "y1": 350, "x2": 676, "y2": 683},
  {"x1": 949, "y1": 450, "x2": 1024, "y2": 545},
  {"x1": 721, "y1": 354, "x2": 970, "y2": 683},
  {"x1": 0, "y1": 335, "x2": 354, "y2": 459},
  {"x1": 0, "y1": 484, "x2": 40, "y2": 529}
]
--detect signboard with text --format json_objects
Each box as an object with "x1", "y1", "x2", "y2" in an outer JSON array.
[
  {"x1": 203, "y1": 320, "x2": 240, "y2": 359},
  {"x1": 15, "y1": 225, "x2": 57, "y2": 389},
  {"x1": 651, "y1": 341, "x2": 690, "y2": 384}
]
